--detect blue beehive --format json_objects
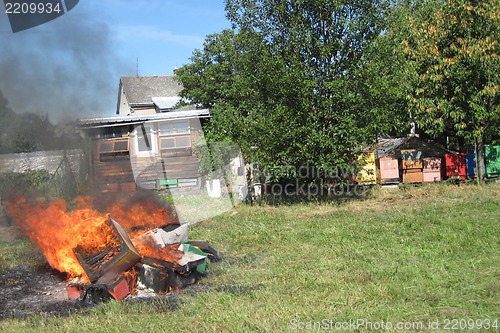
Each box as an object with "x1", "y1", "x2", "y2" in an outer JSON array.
[
  {"x1": 466, "y1": 151, "x2": 476, "y2": 178},
  {"x1": 465, "y1": 149, "x2": 487, "y2": 178}
]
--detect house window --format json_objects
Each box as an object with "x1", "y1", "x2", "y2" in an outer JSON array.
[
  {"x1": 133, "y1": 124, "x2": 158, "y2": 155},
  {"x1": 158, "y1": 120, "x2": 192, "y2": 157},
  {"x1": 159, "y1": 136, "x2": 192, "y2": 157},
  {"x1": 97, "y1": 139, "x2": 129, "y2": 161},
  {"x1": 158, "y1": 120, "x2": 190, "y2": 136},
  {"x1": 134, "y1": 124, "x2": 157, "y2": 154},
  {"x1": 160, "y1": 136, "x2": 191, "y2": 149},
  {"x1": 98, "y1": 126, "x2": 129, "y2": 139}
]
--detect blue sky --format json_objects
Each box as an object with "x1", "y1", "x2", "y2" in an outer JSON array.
[
  {"x1": 96, "y1": 0, "x2": 230, "y2": 75},
  {"x1": 0, "y1": 1, "x2": 231, "y2": 120}
]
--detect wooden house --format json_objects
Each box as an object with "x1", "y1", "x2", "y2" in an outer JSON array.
[{"x1": 77, "y1": 76, "x2": 210, "y2": 193}]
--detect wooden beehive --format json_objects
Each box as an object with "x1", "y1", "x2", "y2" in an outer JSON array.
[
  {"x1": 400, "y1": 149, "x2": 423, "y2": 169},
  {"x1": 377, "y1": 157, "x2": 399, "y2": 184},
  {"x1": 357, "y1": 152, "x2": 377, "y2": 185},
  {"x1": 485, "y1": 146, "x2": 500, "y2": 178},
  {"x1": 444, "y1": 153, "x2": 466, "y2": 179},
  {"x1": 423, "y1": 157, "x2": 442, "y2": 182},
  {"x1": 400, "y1": 149, "x2": 423, "y2": 183}
]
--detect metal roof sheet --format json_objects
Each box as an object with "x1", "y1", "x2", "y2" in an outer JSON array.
[
  {"x1": 120, "y1": 76, "x2": 183, "y2": 106},
  {"x1": 77, "y1": 108, "x2": 210, "y2": 129},
  {"x1": 152, "y1": 96, "x2": 182, "y2": 110},
  {"x1": 369, "y1": 136, "x2": 449, "y2": 158},
  {"x1": 375, "y1": 137, "x2": 410, "y2": 158}
]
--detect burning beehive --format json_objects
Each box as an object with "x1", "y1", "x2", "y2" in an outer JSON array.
[{"x1": 6, "y1": 194, "x2": 221, "y2": 303}]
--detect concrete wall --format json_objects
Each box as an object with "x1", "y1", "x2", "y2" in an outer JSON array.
[{"x1": 0, "y1": 149, "x2": 83, "y2": 175}]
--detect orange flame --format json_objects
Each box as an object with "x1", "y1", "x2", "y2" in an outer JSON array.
[
  {"x1": 6, "y1": 194, "x2": 179, "y2": 282},
  {"x1": 134, "y1": 242, "x2": 183, "y2": 265}
]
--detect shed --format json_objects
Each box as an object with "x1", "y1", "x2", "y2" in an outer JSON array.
[{"x1": 370, "y1": 136, "x2": 448, "y2": 184}]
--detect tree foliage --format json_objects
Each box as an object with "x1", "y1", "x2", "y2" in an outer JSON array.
[
  {"x1": 0, "y1": 90, "x2": 81, "y2": 154},
  {"x1": 178, "y1": 0, "x2": 499, "y2": 184},
  {"x1": 403, "y1": 0, "x2": 500, "y2": 180},
  {"x1": 177, "y1": 0, "x2": 393, "y2": 174}
]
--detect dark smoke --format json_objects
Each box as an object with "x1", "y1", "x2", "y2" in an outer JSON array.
[{"x1": 0, "y1": 3, "x2": 133, "y2": 123}]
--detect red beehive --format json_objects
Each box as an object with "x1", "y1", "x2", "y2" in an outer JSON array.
[{"x1": 444, "y1": 153, "x2": 466, "y2": 179}]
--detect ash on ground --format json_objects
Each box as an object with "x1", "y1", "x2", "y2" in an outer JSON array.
[
  {"x1": 0, "y1": 263, "x2": 211, "y2": 319},
  {"x1": 0, "y1": 264, "x2": 78, "y2": 319}
]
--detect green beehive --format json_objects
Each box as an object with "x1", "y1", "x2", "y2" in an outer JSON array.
[{"x1": 485, "y1": 146, "x2": 500, "y2": 178}]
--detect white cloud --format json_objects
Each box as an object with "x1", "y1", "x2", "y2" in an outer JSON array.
[{"x1": 114, "y1": 25, "x2": 205, "y2": 46}]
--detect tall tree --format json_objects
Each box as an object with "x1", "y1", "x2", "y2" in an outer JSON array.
[
  {"x1": 354, "y1": 0, "x2": 421, "y2": 141},
  {"x1": 403, "y1": 0, "x2": 500, "y2": 182},
  {"x1": 178, "y1": 0, "x2": 391, "y2": 177},
  {"x1": 0, "y1": 90, "x2": 79, "y2": 154}
]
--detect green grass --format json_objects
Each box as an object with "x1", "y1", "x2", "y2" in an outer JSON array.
[
  {"x1": 0, "y1": 235, "x2": 43, "y2": 270},
  {"x1": 162, "y1": 192, "x2": 238, "y2": 224},
  {"x1": 1, "y1": 182, "x2": 499, "y2": 332}
]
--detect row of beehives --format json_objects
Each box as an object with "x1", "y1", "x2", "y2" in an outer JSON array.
[{"x1": 357, "y1": 145, "x2": 500, "y2": 185}]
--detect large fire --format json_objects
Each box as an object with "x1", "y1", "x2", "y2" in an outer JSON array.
[{"x1": 6, "y1": 194, "x2": 180, "y2": 283}]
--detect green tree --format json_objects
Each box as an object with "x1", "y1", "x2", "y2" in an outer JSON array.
[
  {"x1": 178, "y1": 0, "x2": 392, "y2": 178},
  {"x1": 0, "y1": 90, "x2": 80, "y2": 154},
  {"x1": 354, "y1": 1, "x2": 419, "y2": 141},
  {"x1": 403, "y1": 0, "x2": 500, "y2": 182}
]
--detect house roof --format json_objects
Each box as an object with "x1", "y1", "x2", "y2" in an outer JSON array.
[
  {"x1": 77, "y1": 107, "x2": 210, "y2": 129},
  {"x1": 373, "y1": 137, "x2": 410, "y2": 157},
  {"x1": 366, "y1": 136, "x2": 450, "y2": 158},
  {"x1": 120, "y1": 76, "x2": 183, "y2": 107}
]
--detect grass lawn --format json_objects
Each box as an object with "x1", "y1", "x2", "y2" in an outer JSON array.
[{"x1": 1, "y1": 182, "x2": 499, "y2": 332}]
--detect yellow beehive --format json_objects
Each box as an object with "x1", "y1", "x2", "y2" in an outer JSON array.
[{"x1": 357, "y1": 152, "x2": 377, "y2": 185}]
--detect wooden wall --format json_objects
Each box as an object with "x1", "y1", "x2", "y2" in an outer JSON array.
[{"x1": 88, "y1": 120, "x2": 203, "y2": 192}]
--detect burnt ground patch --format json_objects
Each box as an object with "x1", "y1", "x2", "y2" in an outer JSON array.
[
  {"x1": 0, "y1": 264, "x2": 225, "y2": 319},
  {"x1": 0, "y1": 264, "x2": 85, "y2": 319}
]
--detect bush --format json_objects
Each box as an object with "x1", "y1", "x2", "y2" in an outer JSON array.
[{"x1": 0, "y1": 169, "x2": 77, "y2": 202}]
